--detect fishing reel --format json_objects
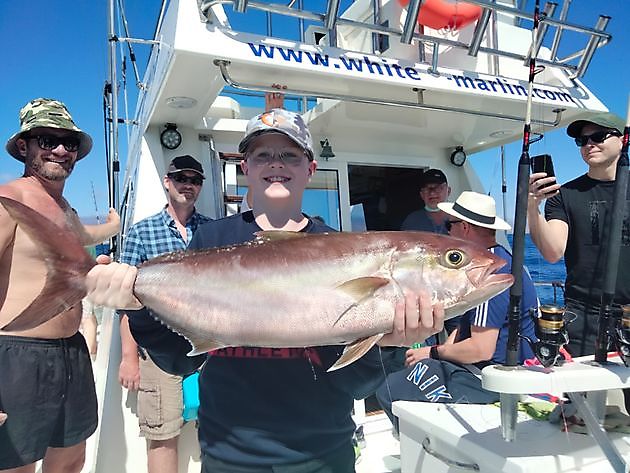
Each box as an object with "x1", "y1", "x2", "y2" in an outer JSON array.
[
  {"x1": 529, "y1": 304, "x2": 570, "y2": 368},
  {"x1": 612, "y1": 305, "x2": 630, "y2": 367}
]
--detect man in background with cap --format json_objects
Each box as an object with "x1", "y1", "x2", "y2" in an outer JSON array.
[
  {"x1": 377, "y1": 191, "x2": 537, "y2": 434},
  {"x1": 0, "y1": 98, "x2": 120, "y2": 472},
  {"x1": 118, "y1": 154, "x2": 211, "y2": 473},
  {"x1": 400, "y1": 168, "x2": 457, "y2": 340},
  {"x1": 400, "y1": 168, "x2": 451, "y2": 233},
  {"x1": 85, "y1": 108, "x2": 444, "y2": 472},
  {"x1": 528, "y1": 113, "x2": 628, "y2": 358}
]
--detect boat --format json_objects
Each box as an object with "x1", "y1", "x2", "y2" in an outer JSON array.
[{"x1": 80, "y1": 0, "x2": 628, "y2": 471}]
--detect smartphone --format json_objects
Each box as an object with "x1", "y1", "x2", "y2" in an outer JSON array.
[
  {"x1": 531, "y1": 154, "x2": 555, "y2": 177},
  {"x1": 531, "y1": 154, "x2": 556, "y2": 194}
]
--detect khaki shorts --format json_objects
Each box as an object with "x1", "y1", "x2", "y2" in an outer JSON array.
[{"x1": 138, "y1": 355, "x2": 184, "y2": 441}]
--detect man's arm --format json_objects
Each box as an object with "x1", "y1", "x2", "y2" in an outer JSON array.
[
  {"x1": 0, "y1": 188, "x2": 19, "y2": 308},
  {"x1": 527, "y1": 172, "x2": 567, "y2": 263},
  {"x1": 81, "y1": 208, "x2": 121, "y2": 246},
  {"x1": 405, "y1": 326, "x2": 499, "y2": 366},
  {"x1": 118, "y1": 313, "x2": 140, "y2": 391}
]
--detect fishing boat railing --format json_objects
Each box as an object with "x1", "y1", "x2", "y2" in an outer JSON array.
[
  {"x1": 533, "y1": 280, "x2": 565, "y2": 305},
  {"x1": 199, "y1": 0, "x2": 611, "y2": 80}
]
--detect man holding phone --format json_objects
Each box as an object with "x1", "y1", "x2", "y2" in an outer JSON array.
[{"x1": 527, "y1": 113, "x2": 628, "y2": 358}]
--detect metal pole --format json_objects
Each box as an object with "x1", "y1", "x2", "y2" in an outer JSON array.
[
  {"x1": 107, "y1": 0, "x2": 120, "y2": 256},
  {"x1": 501, "y1": 145, "x2": 508, "y2": 222}
]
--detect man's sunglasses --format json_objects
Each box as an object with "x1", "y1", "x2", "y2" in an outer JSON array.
[
  {"x1": 574, "y1": 130, "x2": 621, "y2": 147},
  {"x1": 27, "y1": 134, "x2": 80, "y2": 152},
  {"x1": 168, "y1": 173, "x2": 203, "y2": 186},
  {"x1": 445, "y1": 220, "x2": 463, "y2": 232}
]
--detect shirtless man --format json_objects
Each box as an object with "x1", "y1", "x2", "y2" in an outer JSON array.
[{"x1": 0, "y1": 98, "x2": 120, "y2": 473}]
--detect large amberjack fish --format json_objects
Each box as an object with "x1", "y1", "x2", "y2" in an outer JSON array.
[{"x1": 0, "y1": 196, "x2": 513, "y2": 370}]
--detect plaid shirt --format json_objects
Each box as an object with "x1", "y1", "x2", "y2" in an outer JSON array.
[{"x1": 120, "y1": 207, "x2": 212, "y2": 266}]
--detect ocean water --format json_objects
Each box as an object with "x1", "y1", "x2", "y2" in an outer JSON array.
[{"x1": 508, "y1": 234, "x2": 566, "y2": 306}]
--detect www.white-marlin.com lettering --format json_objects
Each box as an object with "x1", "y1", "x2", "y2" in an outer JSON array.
[{"x1": 247, "y1": 42, "x2": 575, "y2": 105}]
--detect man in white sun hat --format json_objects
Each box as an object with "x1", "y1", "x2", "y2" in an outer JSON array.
[{"x1": 377, "y1": 191, "x2": 538, "y2": 434}]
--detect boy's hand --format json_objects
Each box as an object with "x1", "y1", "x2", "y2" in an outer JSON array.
[{"x1": 379, "y1": 290, "x2": 444, "y2": 346}]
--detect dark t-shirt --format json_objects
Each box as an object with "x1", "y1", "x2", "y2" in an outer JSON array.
[
  {"x1": 128, "y1": 211, "x2": 399, "y2": 466},
  {"x1": 544, "y1": 174, "x2": 630, "y2": 305}
]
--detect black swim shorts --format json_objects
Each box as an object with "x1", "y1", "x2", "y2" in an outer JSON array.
[{"x1": 0, "y1": 332, "x2": 98, "y2": 469}]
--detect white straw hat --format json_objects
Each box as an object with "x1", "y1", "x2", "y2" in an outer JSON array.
[{"x1": 438, "y1": 191, "x2": 511, "y2": 231}]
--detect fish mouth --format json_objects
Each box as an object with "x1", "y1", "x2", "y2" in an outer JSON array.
[{"x1": 444, "y1": 268, "x2": 514, "y2": 321}]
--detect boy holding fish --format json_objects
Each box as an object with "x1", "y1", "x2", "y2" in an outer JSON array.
[{"x1": 85, "y1": 109, "x2": 451, "y2": 472}]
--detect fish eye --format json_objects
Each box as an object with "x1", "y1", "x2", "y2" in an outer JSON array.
[{"x1": 443, "y1": 249, "x2": 467, "y2": 268}]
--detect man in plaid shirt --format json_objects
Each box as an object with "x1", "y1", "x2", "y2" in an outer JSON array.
[{"x1": 118, "y1": 155, "x2": 211, "y2": 473}]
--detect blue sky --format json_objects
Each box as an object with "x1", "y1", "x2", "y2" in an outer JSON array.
[{"x1": 0, "y1": 1, "x2": 627, "y2": 222}]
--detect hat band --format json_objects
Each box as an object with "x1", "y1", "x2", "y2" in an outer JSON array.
[{"x1": 452, "y1": 202, "x2": 496, "y2": 225}]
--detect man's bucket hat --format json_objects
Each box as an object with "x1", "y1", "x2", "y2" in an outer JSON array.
[
  {"x1": 238, "y1": 108, "x2": 314, "y2": 160},
  {"x1": 438, "y1": 191, "x2": 511, "y2": 231},
  {"x1": 566, "y1": 112, "x2": 625, "y2": 138},
  {"x1": 6, "y1": 98, "x2": 93, "y2": 162}
]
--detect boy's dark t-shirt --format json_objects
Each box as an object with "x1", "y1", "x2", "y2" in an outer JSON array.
[
  {"x1": 128, "y1": 211, "x2": 398, "y2": 466},
  {"x1": 544, "y1": 174, "x2": 630, "y2": 305}
]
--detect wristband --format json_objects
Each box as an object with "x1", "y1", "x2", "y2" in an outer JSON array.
[{"x1": 429, "y1": 345, "x2": 440, "y2": 360}]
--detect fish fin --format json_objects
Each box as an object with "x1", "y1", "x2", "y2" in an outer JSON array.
[
  {"x1": 0, "y1": 197, "x2": 94, "y2": 331},
  {"x1": 327, "y1": 334, "x2": 383, "y2": 372},
  {"x1": 254, "y1": 231, "x2": 310, "y2": 243},
  {"x1": 336, "y1": 277, "x2": 391, "y2": 303},
  {"x1": 332, "y1": 276, "x2": 391, "y2": 326}
]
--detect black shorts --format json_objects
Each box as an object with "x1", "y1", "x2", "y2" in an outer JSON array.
[{"x1": 0, "y1": 332, "x2": 98, "y2": 469}]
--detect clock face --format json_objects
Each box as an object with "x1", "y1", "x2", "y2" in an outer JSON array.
[
  {"x1": 161, "y1": 129, "x2": 181, "y2": 149},
  {"x1": 451, "y1": 150, "x2": 466, "y2": 166}
]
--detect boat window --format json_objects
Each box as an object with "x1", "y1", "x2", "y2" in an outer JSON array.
[
  {"x1": 348, "y1": 164, "x2": 424, "y2": 231},
  {"x1": 303, "y1": 169, "x2": 341, "y2": 230}
]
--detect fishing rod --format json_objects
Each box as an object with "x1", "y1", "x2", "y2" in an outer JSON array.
[
  {"x1": 91, "y1": 181, "x2": 102, "y2": 225},
  {"x1": 596, "y1": 96, "x2": 630, "y2": 366},
  {"x1": 501, "y1": 0, "x2": 543, "y2": 442}
]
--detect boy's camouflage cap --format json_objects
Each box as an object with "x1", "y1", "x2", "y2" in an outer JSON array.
[
  {"x1": 6, "y1": 98, "x2": 93, "y2": 162},
  {"x1": 238, "y1": 108, "x2": 314, "y2": 160}
]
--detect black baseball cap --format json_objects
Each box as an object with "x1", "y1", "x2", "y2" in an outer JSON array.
[
  {"x1": 421, "y1": 169, "x2": 448, "y2": 187},
  {"x1": 167, "y1": 155, "x2": 205, "y2": 178}
]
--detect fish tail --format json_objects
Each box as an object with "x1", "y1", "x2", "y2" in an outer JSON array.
[{"x1": 0, "y1": 197, "x2": 94, "y2": 331}]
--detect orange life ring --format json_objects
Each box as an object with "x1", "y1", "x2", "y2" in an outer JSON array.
[{"x1": 398, "y1": 0, "x2": 482, "y2": 30}]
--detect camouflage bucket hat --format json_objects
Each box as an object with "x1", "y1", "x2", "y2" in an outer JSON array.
[
  {"x1": 238, "y1": 108, "x2": 315, "y2": 160},
  {"x1": 6, "y1": 98, "x2": 93, "y2": 162}
]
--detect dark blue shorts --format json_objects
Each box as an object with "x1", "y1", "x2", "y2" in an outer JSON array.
[
  {"x1": 200, "y1": 441, "x2": 355, "y2": 473},
  {"x1": 0, "y1": 333, "x2": 97, "y2": 469}
]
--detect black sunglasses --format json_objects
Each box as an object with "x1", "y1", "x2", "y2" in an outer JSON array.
[
  {"x1": 574, "y1": 130, "x2": 620, "y2": 147},
  {"x1": 168, "y1": 173, "x2": 203, "y2": 186},
  {"x1": 27, "y1": 134, "x2": 80, "y2": 152},
  {"x1": 445, "y1": 220, "x2": 463, "y2": 232}
]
